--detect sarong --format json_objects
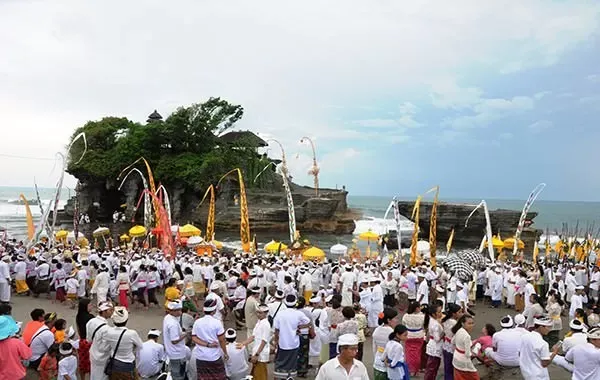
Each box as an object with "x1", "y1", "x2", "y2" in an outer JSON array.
[
  {"x1": 297, "y1": 334, "x2": 309, "y2": 375},
  {"x1": 405, "y1": 337, "x2": 424, "y2": 374},
  {"x1": 119, "y1": 289, "x2": 129, "y2": 308},
  {"x1": 109, "y1": 359, "x2": 137, "y2": 380},
  {"x1": 398, "y1": 293, "x2": 409, "y2": 311},
  {"x1": 514, "y1": 294, "x2": 524, "y2": 312},
  {"x1": 544, "y1": 330, "x2": 560, "y2": 348},
  {"x1": 56, "y1": 286, "x2": 66, "y2": 302},
  {"x1": 443, "y1": 350, "x2": 454, "y2": 380},
  {"x1": 374, "y1": 369, "x2": 389, "y2": 380},
  {"x1": 251, "y1": 362, "x2": 268, "y2": 380},
  {"x1": 453, "y1": 368, "x2": 480, "y2": 380},
  {"x1": 35, "y1": 279, "x2": 50, "y2": 296},
  {"x1": 196, "y1": 358, "x2": 226, "y2": 380},
  {"x1": 424, "y1": 354, "x2": 441, "y2": 380},
  {"x1": 15, "y1": 279, "x2": 29, "y2": 294},
  {"x1": 274, "y1": 347, "x2": 299, "y2": 379},
  {"x1": 303, "y1": 290, "x2": 313, "y2": 303},
  {"x1": 78, "y1": 338, "x2": 92, "y2": 373}
]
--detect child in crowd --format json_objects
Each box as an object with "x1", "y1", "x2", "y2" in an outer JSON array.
[
  {"x1": 58, "y1": 342, "x2": 78, "y2": 380},
  {"x1": 180, "y1": 306, "x2": 196, "y2": 345},
  {"x1": 384, "y1": 324, "x2": 410, "y2": 380},
  {"x1": 224, "y1": 328, "x2": 250, "y2": 380},
  {"x1": 472, "y1": 323, "x2": 496, "y2": 364},
  {"x1": 54, "y1": 319, "x2": 67, "y2": 344},
  {"x1": 65, "y1": 272, "x2": 79, "y2": 308},
  {"x1": 38, "y1": 343, "x2": 59, "y2": 380}
]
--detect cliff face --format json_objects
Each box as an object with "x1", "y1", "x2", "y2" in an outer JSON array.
[
  {"x1": 57, "y1": 176, "x2": 356, "y2": 236},
  {"x1": 396, "y1": 201, "x2": 541, "y2": 255}
]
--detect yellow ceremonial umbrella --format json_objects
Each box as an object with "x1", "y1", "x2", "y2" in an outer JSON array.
[
  {"x1": 119, "y1": 234, "x2": 130, "y2": 241},
  {"x1": 129, "y1": 225, "x2": 147, "y2": 238},
  {"x1": 358, "y1": 230, "x2": 379, "y2": 242},
  {"x1": 302, "y1": 246, "x2": 325, "y2": 262},
  {"x1": 485, "y1": 235, "x2": 505, "y2": 249},
  {"x1": 179, "y1": 224, "x2": 201, "y2": 237},
  {"x1": 55, "y1": 230, "x2": 68, "y2": 240},
  {"x1": 503, "y1": 237, "x2": 524, "y2": 250},
  {"x1": 211, "y1": 240, "x2": 224, "y2": 250},
  {"x1": 264, "y1": 240, "x2": 288, "y2": 253}
]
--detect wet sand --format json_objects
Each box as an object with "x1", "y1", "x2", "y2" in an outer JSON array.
[{"x1": 11, "y1": 294, "x2": 571, "y2": 379}]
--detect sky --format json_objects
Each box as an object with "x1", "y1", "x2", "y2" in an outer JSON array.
[{"x1": 1, "y1": 0, "x2": 600, "y2": 201}]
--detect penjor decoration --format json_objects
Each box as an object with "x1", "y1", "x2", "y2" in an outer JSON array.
[
  {"x1": 300, "y1": 137, "x2": 320, "y2": 197},
  {"x1": 198, "y1": 185, "x2": 216, "y2": 242},
  {"x1": 51, "y1": 133, "x2": 87, "y2": 242},
  {"x1": 118, "y1": 168, "x2": 152, "y2": 229},
  {"x1": 218, "y1": 168, "x2": 251, "y2": 252},
  {"x1": 156, "y1": 185, "x2": 172, "y2": 227},
  {"x1": 118, "y1": 157, "x2": 159, "y2": 226},
  {"x1": 465, "y1": 200, "x2": 495, "y2": 262},
  {"x1": 513, "y1": 183, "x2": 546, "y2": 258}
]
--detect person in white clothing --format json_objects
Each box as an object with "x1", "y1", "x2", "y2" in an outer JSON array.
[
  {"x1": 86, "y1": 301, "x2": 114, "y2": 380},
  {"x1": 163, "y1": 300, "x2": 188, "y2": 380},
  {"x1": 565, "y1": 327, "x2": 600, "y2": 380},
  {"x1": 484, "y1": 315, "x2": 522, "y2": 367},
  {"x1": 58, "y1": 342, "x2": 78, "y2": 380},
  {"x1": 569, "y1": 286, "x2": 587, "y2": 319},
  {"x1": 239, "y1": 304, "x2": 271, "y2": 380},
  {"x1": 223, "y1": 328, "x2": 250, "y2": 380},
  {"x1": 563, "y1": 319, "x2": 588, "y2": 354},
  {"x1": 519, "y1": 316, "x2": 561, "y2": 380},
  {"x1": 137, "y1": 329, "x2": 166, "y2": 379},
  {"x1": 103, "y1": 307, "x2": 144, "y2": 376},
  {"x1": 191, "y1": 298, "x2": 229, "y2": 379},
  {"x1": 315, "y1": 333, "x2": 369, "y2": 380},
  {"x1": 0, "y1": 255, "x2": 11, "y2": 303}
]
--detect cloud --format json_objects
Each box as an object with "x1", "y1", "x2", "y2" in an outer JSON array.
[
  {"x1": 440, "y1": 93, "x2": 535, "y2": 130},
  {"x1": 1, "y1": 0, "x2": 599, "y2": 190},
  {"x1": 528, "y1": 120, "x2": 553, "y2": 133},
  {"x1": 353, "y1": 119, "x2": 398, "y2": 128},
  {"x1": 499, "y1": 132, "x2": 513, "y2": 140},
  {"x1": 587, "y1": 74, "x2": 600, "y2": 83},
  {"x1": 534, "y1": 91, "x2": 551, "y2": 100}
]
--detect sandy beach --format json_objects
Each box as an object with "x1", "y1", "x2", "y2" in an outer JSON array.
[{"x1": 11, "y1": 293, "x2": 572, "y2": 380}]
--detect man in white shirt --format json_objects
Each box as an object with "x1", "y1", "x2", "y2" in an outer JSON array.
[
  {"x1": 163, "y1": 301, "x2": 188, "y2": 380},
  {"x1": 485, "y1": 315, "x2": 522, "y2": 367},
  {"x1": 519, "y1": 316, "x2": 560, "y2": 380},
  {"x1": 339, "y1": 265, "x2": 356, "y2": 307},
  {"x1": 27, "y1": 313, "x2": 56, "y2": 370},
  {"x1": 569, "y1": 286, "x2": 587, "y2": 319},
  {"x1": 137, "y1": 329, "x2": 166, "y2": 379},
  {"x1": 86, "y1": 301, "x2": 114, "y2": 380},
  {"x1": 273, "y1": 295, "x2": 311, "y2": 379},
  {"x1": 563, "y1": 319, "x2": 588, "y2": 354},
  {"x1": 416, "y1": 273, "x2": 429, "y2": 305},
  {"x1": 315, "y1": 333, "x2": 369, "y2": 380},
  {"x1": 0, "y1": 255, "x2": 11, "y2": 303},
  {"x1": 565, "y1": 327, "x2": 600, "y2": 380}
]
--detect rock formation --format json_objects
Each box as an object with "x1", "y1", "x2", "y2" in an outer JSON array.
[{"x1": 395, "y1": 200, "x2": 541, "y2": 255}]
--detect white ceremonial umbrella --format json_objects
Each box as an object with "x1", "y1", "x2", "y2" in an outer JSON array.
[
  {"x1": 170, "y1": 225, "x2": 179, "y2": 235},
  {"x1": 416, "y1": 240, "x2": 430, "y2": 254},
  {"x1": 330, "y1": 243, "x2": 348, "y2": 255},
  {"x1": 67, "y1": 231, "x2": 84, "y2": 242},
  {"x1": 187, "y1": 235, "x2": 204, "y2": 247}
]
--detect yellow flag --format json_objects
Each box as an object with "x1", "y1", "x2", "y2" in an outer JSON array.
[
  {"x1": 410, "y1": 196, "x2": 422, "y2": 267},
  {"x1": 428, "y1": 186, "x2": 440, "y2": 267},
  {"x1": 446, "y1": 228, "x2": 455, "y2": 253},
  {"x1": 533, "y1": 241, "x2": 539, "y2": 265},
  {"x1": 218, "y1": 169, "x2": 251, "y2": 252},
  {"x1": 20, "y1": 194, "x2": 34, "y2": 240}
]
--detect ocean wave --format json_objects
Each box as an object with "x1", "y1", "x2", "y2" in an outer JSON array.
[{"x1": 353, "y1": 217, "x2": 414, "y2": 236}]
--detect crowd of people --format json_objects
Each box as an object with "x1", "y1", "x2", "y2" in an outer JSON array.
[{"x1": 0, "y1": 238, "x2": 598, "y2": 379}]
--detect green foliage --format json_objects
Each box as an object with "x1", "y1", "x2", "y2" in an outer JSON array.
[{"x1": 66, "y1": 97, "x2": 269, "y2": 192}]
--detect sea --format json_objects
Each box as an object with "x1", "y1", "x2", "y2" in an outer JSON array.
[{"x1": 2, "y1": 186, "x2": 600, "y2": 251}]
